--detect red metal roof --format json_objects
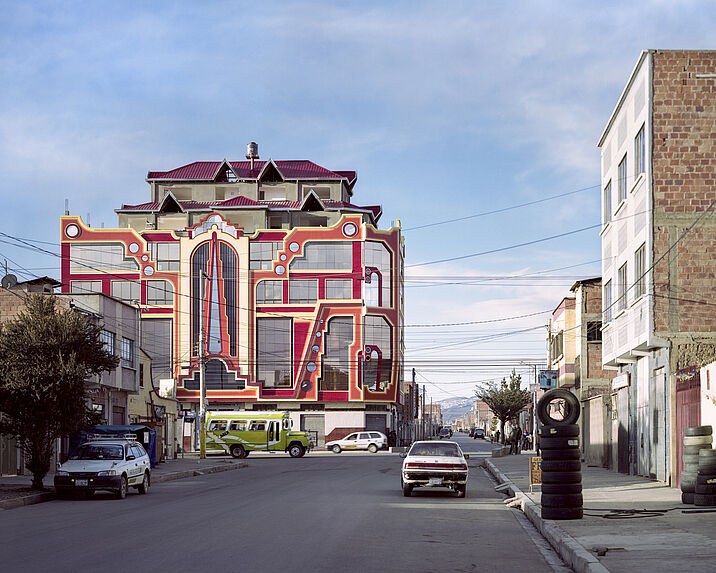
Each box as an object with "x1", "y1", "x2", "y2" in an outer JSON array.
[{"x1": 147, "y1": 160, "x2": 351, "y2": 182}]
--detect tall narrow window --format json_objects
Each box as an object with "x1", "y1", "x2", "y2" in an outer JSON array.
[
  {"x1": 364, "y1": 242, "x2": 392, "y2": 308},
  {"x1": 101, "y1": 330, "x2": 115, "y2": 355},
  {"x1": 618, "y1": 155, "x2": 628, "y2": 202},
  {"x1": 634, "y1": 124, "x2": 645, "y2": 177},
  {"x1": 257, "y1": 318, "x2": 292, "y2": 388},
  {"x1": 603, "y1": 180, "x2": 612, "y2": 224},
  {"x1": 634, "y1": 243, "x2": 646, "y2": 299},
  {"x1": 363, "y1": 316, "x2": 392, "y2": 392},
  {"x1": 604, "y1": 280, "x2": 613, "y2": 322},
  {"x1": 618, "y1": 263, "x2": 627, "y2": 311},
  {"x1": 121, "y1": 337, "x2": 134, "y2": 368},
  {"x1": 321, "y1": 317, "x2": 353, "y2": 391}
]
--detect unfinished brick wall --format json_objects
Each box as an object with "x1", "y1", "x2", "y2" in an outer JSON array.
[
  {"x1": 651, "y1": 50, "x2": 716, "y2": 338},
  {"x1": 583, "y1": 282, "x2": 603, "y2": 315}
]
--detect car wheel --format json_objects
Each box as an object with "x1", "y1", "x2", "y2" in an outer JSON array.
[
  {"x1": 456, "y1": 484, "x2": 466, "y2": 498},
  {"x1": 115, "y1": 475, "x2": 128, "y2": 500},
  {"x1": 289, "y1": 444, "x2": 305, "y2": 458},
  {"x1": 368, "y1": 444, "x2": 378, "y2": 454},
  {"x1": 332, "y1": 445, "x2": 342, "y2": 454},
  {"x1": 138, "y1": 472, "x2": 150, "y2": 495},
  {"x1": 230, "y1": 445, "x2": 247, "y2": 459},
  {"x1": 402, "y1": 483, "x2": 413, "y2": 497}
]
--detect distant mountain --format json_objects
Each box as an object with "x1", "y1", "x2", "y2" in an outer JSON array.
[{"x1": 437, "y1": 396, "x2": 476, "y2": 423}]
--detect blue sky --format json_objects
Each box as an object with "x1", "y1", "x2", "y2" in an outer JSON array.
[{"x1": 1, "y1": 1, "x2": 714, "y2": 401}]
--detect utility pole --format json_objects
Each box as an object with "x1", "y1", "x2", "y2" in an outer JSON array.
[
  {"x1": 422, "y1": 385, "x2": 426, "y2": 440},
  {"x1": 199, "y1": 270, "x2": 208, "y2": 459}
]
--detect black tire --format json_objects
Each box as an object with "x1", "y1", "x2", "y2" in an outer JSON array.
[
  {"x1": 683, "y1": 454, "x2": 701, "y2": 465},
  {"x1": 685, "y1": 425, "x2": 713, "y2": 437},
  {"x1": 698, "y1": 465, "x2": 716, "y2": 475},
  {"x1": 541, "y1": 493, "x2": 583, "y2": 507},
  {"x1": 288, "y1": 443, "x2": 305, "y2": 458},
  {"x1": 230, "y1": 445, "x2": 247, "y2": 459},
  {"x1": 402, "y1": 483, "x2": 413, "y2": 497},
  {"x1": 682, "y1": 492, "x2": 695, "y2": 504},
  {"x1": 683, "y1": 463, "x2": 700, "y2": 473},
  {"x1": 698, "y1": 449, "x2": 716, "y2": 460},
  {"x1": 138, "y1": 472, "x2": 150, "y2": 495},
  {"x1": 541, "y1": 506, "x2": 583, "y2": 520},
  {"x1": 684, "y1": 435, "x2": 713, "y2": 446},
  {"x1": 115, "y1": 475, "x2": 128, "y2": 500},
  {"x1": 539, "y1": 424, "x2": 579, "y2": 437},
  {"x1": 368, "y1": 444, "x2": 378, "y2": 454},
  {"x1": 456, "y1": 484, "x2": 466, "y2": 498},
  {"x1": 684, "y1": 445, "x2": 711, "y2": 455},
  {"x1": 695, "y1": 484, "x2": 716, "y2": 495},
  {"x1": 332, "y1": 445, "x2": 342, "y2": 454},
  {"x1": 536, "y1": 389, "x2": 580, "y2": 426},
  {"x1": 694, "y1": 493, "x2": 716, "y2": 506},
  {"x1": 541, "y1": 471, "x2": 582, "y2": 484},
  {"x1": 541, "y1": 459, "x2": 581, "y2": 472},
  {"x1": 541, "y1": 483, "x2": 582, "y2": 494},
  {"x1": 540, "y1": 436, "x2": 580, "y2": 450},
  {"x1": 681, "y1": 482, "x2": 697, "y2": 493},
  {"x1": 696, "y1": 474, "x2": 716, "y2": 485},
  {"x1": 541, "y1": 448, "x2": 581, "y2": 460}
]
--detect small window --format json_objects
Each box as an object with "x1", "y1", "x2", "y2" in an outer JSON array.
[
  {"x1": 369, "y1": 432, "x2": 382, "y2": 439},
  {"x1": 325, "y1": 279, "x2": 352, "y2": 299},
  {"x1": 257, "y1": 280, "x2": 283, "y2": 304},
  {"x1": 146, "y1": 280, "x2": 174, "y2": 305},
  {"x1": 249, "y1": 420, "x2": 267, "y2": 431},
  {"x1": 289, "y1": 279, "x2": 318, "y2": 303},
  {"x1": 604, "y1": 280, "x2": 613, "y2": 322},
  {"x1": 101, "y1": 330, "x2": 115, "y2": 355},
  {"x1": 587, "y1": 321, "x2": 602, "y2": 342},
  {"x1": 345, "y1": 433, "x2": 358, "y2": 441},
  {"x1": 618, "y1": 263, "x2": 627, "y2": 311},
  {"x1": 618, "y1": 154, "x2": 628, "y2": 202},
  {"x1": 304, "y1": 186, "x2": 331, "y2": 200},
  {"x1": 634, "y1": 244, "x2": 646, "y2": 299},
  {"x1": 229, "y1": 420, "x2": 247, "y2": 431},
  {"x1": 111, "y1": 280, "x2": 140, "y2": 304},
  {"x1": 359, "y1": 433, "x2": 370, "y2": 440},
  {"x1": 121, "y1": 337, "x2": 134, "y2": 368},
  {"x1": 250, "y1": 242, "x2": 282, "y2": 270},
  {"x1": 634, "y1": 124, "x2": 645, "y2": 177},
  {"x1": 208, "y1": 420, "x2": 228, "y2": 432},
  {"x1": 149, "y1": 242, "x2": 180, "y2": 272},
  {"x1": 603, "y1": 181, "x2": 612, "y2": 224}
]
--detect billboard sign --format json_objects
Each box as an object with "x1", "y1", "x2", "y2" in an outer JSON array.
[{"x1": 538, "y1": 370, "x2": 558, "y2": 390}]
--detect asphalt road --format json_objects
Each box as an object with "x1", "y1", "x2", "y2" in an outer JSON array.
[{"x1": 0, "y1": 433, "x2": 565, "y2": 573}]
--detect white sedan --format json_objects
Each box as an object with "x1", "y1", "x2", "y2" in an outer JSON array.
[
  {"x1": 400, "y1": 440, "x2": 469, "y2": 497},
  {"x1": 326, "y1": 431, "x2": 388, "y2": 453}
]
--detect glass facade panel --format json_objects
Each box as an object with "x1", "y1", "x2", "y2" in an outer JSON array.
[
  {"x1": 257, "y1": 318, "x2": 292, "y2": 388},
  {"x1": 290, "y1": 242, "x2": 353, "y2": 270},
  {"x1": 70, "y1": 280, "x2": 102, "y2": 294},
  {"x1": 146, "y1": 280, "x2": 174, "y2": 305},
  {"x1": 634, "y1": 244, "x2": 646, "y2": 299},
  {"x1": 111, "y1": 280, "x2": 140, "y2": 304},
  {"x1": 70, "y1": 244, "x2": 139, "y2": 273},
  {"x1": 257, "y1": 280, "x2": 283, "y2": 304},
  {"x1": 141, "y1": 319, "x2": 172, "y2": 384},
  {"x1": 363, "y1": 315, "x2": 392, "y2": 392},
  {"x1": 364, "y1": 242, "x2": 391, "y2": 308},
  {"x1": 289, "y1": 279, "x2": 317, "y2": 303},
  {"x1": 321, "y1": 317, "x2": 353, "y2": 391},
  {"x1": 149, "y1": 242, "x2": 180, "y2": 271},
  {"x1": 325, "y1": 279, "x2": 352, "y2": 299},
  {"x1": 250, "y1": 241, "x2": 282, "y2": 270}
]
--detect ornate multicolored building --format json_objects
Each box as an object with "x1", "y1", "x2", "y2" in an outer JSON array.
[{"x1": 60, "y1": 145, "x2": 404, "y2": 447}]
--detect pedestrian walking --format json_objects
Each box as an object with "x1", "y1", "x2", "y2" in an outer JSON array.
[{"x1": 509, "y1": 424, "x2": 521, "y2": 454}]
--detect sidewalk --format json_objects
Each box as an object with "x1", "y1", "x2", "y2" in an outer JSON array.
[
  {"x1": 485, "y1": 449, "x2": 716, "y2": 573},
  {"x1": 0, "y1": 454, "x2": 246, "y2": 510}
]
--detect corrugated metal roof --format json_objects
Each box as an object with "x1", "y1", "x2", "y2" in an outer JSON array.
[{"x1": 148, "y1": 159, "x2": 350, "y2": 182}]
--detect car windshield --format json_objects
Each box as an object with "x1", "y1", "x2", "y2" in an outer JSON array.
[
  {"x1": 409, "y1": 443, "x2": 461, "y2": 457},
  {"x1": 71, "y1": 444, "x2": 124, "y2": 460}
]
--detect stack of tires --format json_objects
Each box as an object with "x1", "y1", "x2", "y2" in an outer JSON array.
[
  {"x1": 695, "y1": 428, "x2": 716, "y2": 507},
  {"x1": 536, "y1": 388, "x2": 583, "y2": 520},
  {"x1": 681, "y1": 425, "x2": 712, "y2": 504}
]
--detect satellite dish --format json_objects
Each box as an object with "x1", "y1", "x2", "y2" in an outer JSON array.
[{"x1": 1, "y1": 274, "x2": 17, "y2": 289}]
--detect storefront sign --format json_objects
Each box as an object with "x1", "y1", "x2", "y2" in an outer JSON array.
[
  {"x1": 612, "y1": 372, "x2": 630, "y2": 390},
  {"x1": 530, "y1": 457, "x2": 542, "y2": 488},
  {"x1": 538, "y1": 370, "x2": 558, "y2": 390}
]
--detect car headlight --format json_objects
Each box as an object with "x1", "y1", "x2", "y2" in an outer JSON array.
[
  {"x1": 56, "y1": 470, "x2": 69, "y2": 477},
  {"x1": 96, "y1": 470, "x2": 117, "y2": 476}
]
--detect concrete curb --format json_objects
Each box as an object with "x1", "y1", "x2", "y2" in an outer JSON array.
[
  {"x1": 484, "y1": 459, "x2": 610, "y2": 573},
  {"x1": 0, "y1": 461, "x2": 246, "y2": 511}
]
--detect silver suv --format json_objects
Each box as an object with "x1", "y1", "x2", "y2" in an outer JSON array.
[{"x1": 54, "y1": 434, "x2": 151, "y2": 499}]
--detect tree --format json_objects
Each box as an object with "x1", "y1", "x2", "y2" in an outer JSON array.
[
  {"x1": 0, "y1": 295, "x2": 119, "y2": 489},
  {"x1": 475, "y1": 370, "x2": 531, "y2": 445}
]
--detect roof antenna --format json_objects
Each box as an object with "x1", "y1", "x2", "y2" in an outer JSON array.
[
  {"x1": 246, "y1": 142, "x2": 259, "y2": 171},
  {"x1": 86, "y1": 212, "x2": 91, "y2": 227},
  {"x1": 65, "y1": 198, "x2": 69, "y2": 216}
]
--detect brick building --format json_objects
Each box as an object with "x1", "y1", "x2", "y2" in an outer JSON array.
[{"x1": 598, "y1": 50, "x2": 716, "y2": 484}]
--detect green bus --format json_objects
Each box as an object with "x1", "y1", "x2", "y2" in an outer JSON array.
[{"x1": 205, "y1": 411, "x2": 312, "y2": 458}]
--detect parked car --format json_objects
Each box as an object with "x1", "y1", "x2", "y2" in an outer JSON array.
[
  {"x1": 474, "y1": 428, "x2": 485, "y2": 439},
  {"x1": 326, "y1": 431, "x2": 388, "y2": 453},
  {"x1": 400, "y1": 440, "x2": 469, "y2": 497},
  {"x1": 54, "y1": 434, "x2": 151, "y2": 499}
]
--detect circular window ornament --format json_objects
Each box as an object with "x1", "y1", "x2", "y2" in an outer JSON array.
[
  {"x1": 128, "y1": 243, "x2": 140, "y2": 254},
  {"x1": 143, "y1": 266, "x2": 155, "y2": 276},
  {"x1": 280, "y1": 254, "x2": 287, "y2": 261},
  {"x1": 315, "y1": 332, "x2": 322, "y2": 338},
  {"x1": 342, "y1": 222, "x2": 358, "y2": 237},
  {"x1": 65, "y1": 224, "x2": 81, "y2": 238},
  {"x1": 289, "y1": 242, "x2": 300, "y2": 253},
  {"x1": 311, "y1": 345, "x2": 320, "y2": 353},
  {"x1": 301, "y1": 380, "x2": 312, "y2": 391},
  {"x1": 306, "y1": 362, "x2": 317, "y2": 373},
  {"x1": 275, "y1": 265, "x2": 286, "y2": 276},
  {"x1": 141, "y1": 255, "x2": 149, "y2": 262}
]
